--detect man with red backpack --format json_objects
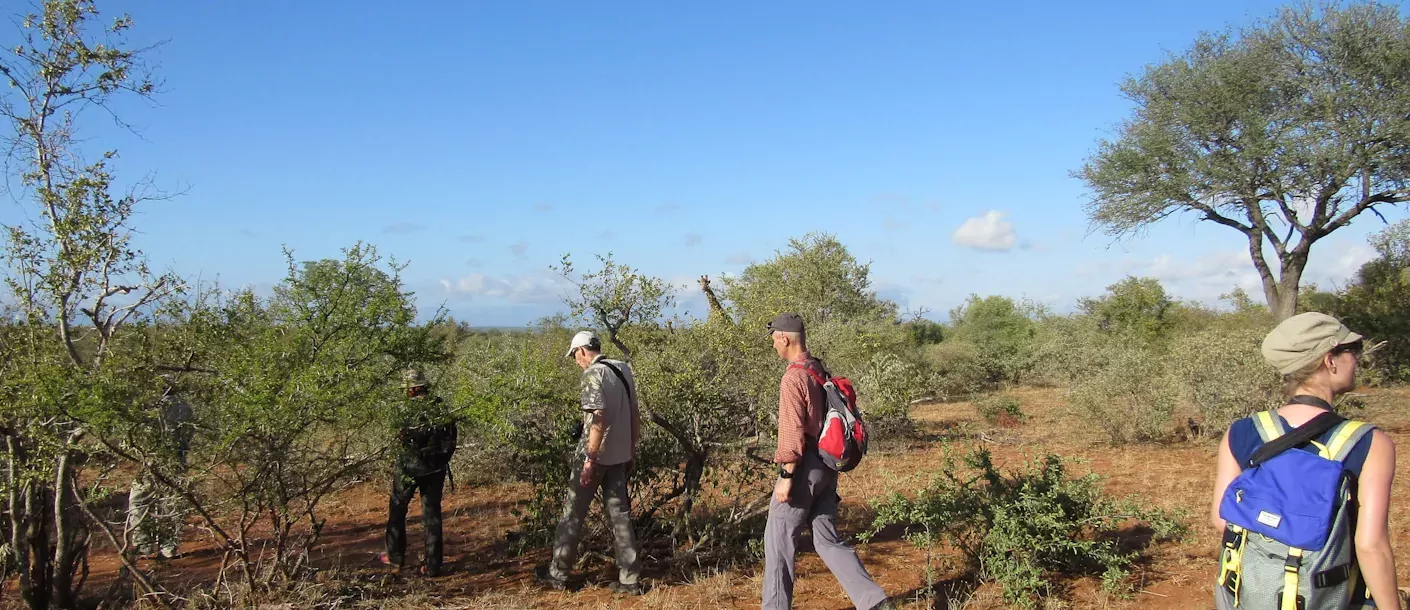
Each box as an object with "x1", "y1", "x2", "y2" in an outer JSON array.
[{"x1": 763, "y1": 313, "x2": 894, "y2": 610}]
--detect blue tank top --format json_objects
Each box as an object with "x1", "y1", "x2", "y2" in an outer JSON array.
[{"x1": 1228, "y1": 413, "x2": 1374, "y2": 476}]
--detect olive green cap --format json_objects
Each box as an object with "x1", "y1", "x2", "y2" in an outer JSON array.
[
  {"x1": 1261, "y1": 312, "x2": 1362, "y2": 375},
  {"x1": 403, "y1": 368, "x2": 429, "y2": 388}
]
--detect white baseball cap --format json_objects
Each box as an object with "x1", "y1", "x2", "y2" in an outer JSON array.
[{"x1": 566, "y1": 330, "x2": 600, "y2": 357}]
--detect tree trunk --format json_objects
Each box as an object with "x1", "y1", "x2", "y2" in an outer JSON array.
[
  {"x1": 1269, "y1": 252, "x2": 1309, "y2": 322},
  {"x1": 51, "y1": 451, "x2": 83, "y2": 610},
  {"x1": 7, "y1": 435, "x2": 34, "y2": 608},
  {"x1": 23, "y1": 481, "x2": 51, "y2": 610},
  {"x1": 1249, "y1": 231, "x2": 1311, "y2": 323}
]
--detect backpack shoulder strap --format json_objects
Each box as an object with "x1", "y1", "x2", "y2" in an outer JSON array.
[
  {"x1": 597, "y1": 359, "x2": 635, "y2": 404},
  {"x1": 1252, "y1": 409, "x2": 1288, "y2": 443},
  {"x1": 788, "y1": 362, "x2": 828, "y2": 388},
  {"x1": 1323, "y1": 420, "x2": 1376, "y2": 463},
  {"x1": 1249, "y1": 411, "x2": 1345, "y2": 467}
]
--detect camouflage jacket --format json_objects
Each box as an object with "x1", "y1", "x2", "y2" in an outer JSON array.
[{"x1": 395, "y1": 396, "x2": 458, "y2": 476}]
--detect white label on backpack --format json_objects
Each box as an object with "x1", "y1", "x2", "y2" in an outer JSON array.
[{"x1": 1257, "y1": 511, "x2": 1282, "y2": 529}]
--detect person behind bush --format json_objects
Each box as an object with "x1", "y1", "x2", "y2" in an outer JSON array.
[
  {"x1": 125, "y1": 378, "x2": 194, "y2": 560},
  {"x1": 1210, "y1": 312, "x2": 1399, "y2": 609},
  {"x1": 535, "y1": 330, "x2": 643, "y2": 595},
  {"x1": 380, "y1": 368, "x2": 458, "y2": 577},
  {"x1": 763, "y1": 313, "x2": 894, "y2": 610}
]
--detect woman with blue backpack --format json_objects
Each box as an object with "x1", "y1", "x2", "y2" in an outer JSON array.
[{"x1": 1210, "y1": 312, "x2": 1399, "y2": 610}]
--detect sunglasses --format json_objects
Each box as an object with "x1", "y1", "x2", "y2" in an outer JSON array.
[{"x1": 1331, "y1": 340, "x2": 1364, "y2": 356}]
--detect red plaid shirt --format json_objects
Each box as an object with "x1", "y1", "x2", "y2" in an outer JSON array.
[{"x1": 774, "y1": 353, "x2": 826, "y2": 464}]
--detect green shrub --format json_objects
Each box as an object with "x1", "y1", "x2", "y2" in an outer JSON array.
[
  {"x1": 1027, "y1": 315, "x2": 1111, "y2": 387},
  {"x1": 947, "y1": 295, "x2": 1037, "y2": 385},
  {"x1": 974, "y1": 394, "x2": 1025, "y2": 427},
  {"x1": 1067, "y1": 346, "x2": 1179, "y2": 444},
  {"x1": 858, "y1": 351, "x2": 929, "y2": 427},
  {"x1": 925, "y1": 340, "x2": 991, "y2": 400},
  {"x1": 865, "y1": 447, "x2": 1187, "y2": 609},
  {"x1": 1169, "y1": 326, "x2": 1281, "y2": 437}
]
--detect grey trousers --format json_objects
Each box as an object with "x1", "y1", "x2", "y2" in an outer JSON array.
[
  {"x1": 763, "y1": 453, "x2": 887, "y2": 610},
  {"x1": 549, "y1": 461, "x2": 641, "y2": 585}
]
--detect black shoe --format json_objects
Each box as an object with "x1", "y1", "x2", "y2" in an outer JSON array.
[
  {"x1": 607, "y1": 580, "x2": 644, "y2": 596},
  {"x1": 534, "y1": 565, "x2": 571, "y2": 591}
]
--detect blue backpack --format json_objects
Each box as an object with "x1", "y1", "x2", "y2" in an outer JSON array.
[{"x1": 1216, "y1": 401, "x2": 1377, "y2": 610}]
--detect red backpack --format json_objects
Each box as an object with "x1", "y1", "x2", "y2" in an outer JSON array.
[{"x1": 789, "y1": 362, "x2": 869, "y2": 472}]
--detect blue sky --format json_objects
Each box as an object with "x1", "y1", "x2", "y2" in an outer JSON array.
[{"x1": 5, "y1": 1, "x2": 1406, "y2": 325}]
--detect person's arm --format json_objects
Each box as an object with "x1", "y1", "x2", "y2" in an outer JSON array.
[
  {"x1": 584, "y1": 410, "x2": 605, "y2": 462},
  {"x1": 579, "y1": 366, "x2": 607, "y2": 486},
  {"x1": 1209, "y1": 428, "x2": 1240, "y2": 532},
  {"x1": 773, "y1": 371, "x2": 807, "y2": 503},
  {"x1": 1354, "y1": 430, "x2": 1400, "y2": 610}
]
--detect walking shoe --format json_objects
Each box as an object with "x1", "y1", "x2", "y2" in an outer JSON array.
[
  {"x1": 376, "y1": 552, "x2": 401, "y2": 568},
  {"x1": 533, "y1": 565, "x2": 571, "y2": 591},
  {"x1": 607, "y1": 580, "x2": 644, "y2": 595}
]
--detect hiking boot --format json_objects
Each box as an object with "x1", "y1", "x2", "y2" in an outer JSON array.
[
  {"x1": 607, "y1": 580, "x2": 644, "y2": 596},
  {"x1": 534, "y1": 565, "x2": 571, "y2": 591}
]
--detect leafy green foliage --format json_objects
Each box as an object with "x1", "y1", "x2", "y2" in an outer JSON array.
[
  {"x1": 157, "y1": 244, "x2": 447, "y2": 585},
  {"x1": 1322, "y1": 220, "x2": 1410, "y2": 383},
  {"x1": 1169, "y1": 326, "x2": 1281, "y2": 436},
  {"x1": 0, "y1": 2, "x2": 177, "y2": 606},
  {"x1": 941, "y1": 295, "x2": 1037, "y2": 387},
  {"x1": 1067, "y1": 346, "x2": 1180, "y2": 444},
  {"x1": 1078, "y1": 3, "x2": 1410, "y2": 320},
  {"x1": 1078, "y1": 276, "x2": 1178, "y2": 346},
  {"x1": 866, "y1": 447, "x2": 1187, "y2": 608},
  {"x1": 974, "y1": 394, "x2": 1025, "y2": 427}
]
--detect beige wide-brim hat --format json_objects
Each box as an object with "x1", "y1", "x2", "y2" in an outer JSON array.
[{"x1": 1261, "y1": 312, "x2": 1362, "y2": 375}]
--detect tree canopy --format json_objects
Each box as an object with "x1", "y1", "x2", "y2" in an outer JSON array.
[{"x1": 1079, "y1": 2, "x2": 1410, "y2": 320}]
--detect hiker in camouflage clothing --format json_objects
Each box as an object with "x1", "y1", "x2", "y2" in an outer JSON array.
[
  {"x1": 380, "y1": 368, "x2": 458, "y2": 577},
  {"x1": 126, "y1": 381, "x2": 194, "y2": 560}
]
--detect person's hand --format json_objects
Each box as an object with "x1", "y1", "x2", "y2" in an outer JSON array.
[
  {"x1": 579, "y1": 459, "x2": 598, "y2": 488},
  {"x1": 773, "y1": 476, "x2": 792, "y2": 504}
]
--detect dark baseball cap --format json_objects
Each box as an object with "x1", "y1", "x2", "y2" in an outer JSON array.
[{"x1": 767, "y1": 312, "x2": 805, "y2": 335}]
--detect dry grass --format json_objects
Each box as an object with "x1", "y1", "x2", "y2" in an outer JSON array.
[{"x1": 90, "y1": 385, "x2": 1410, "y2": 609}]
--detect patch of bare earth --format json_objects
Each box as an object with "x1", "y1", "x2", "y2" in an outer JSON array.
[{"x1": 70, "y1": 386, "x2": 1409, "y2": 609}]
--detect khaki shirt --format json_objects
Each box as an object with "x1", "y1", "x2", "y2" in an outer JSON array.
[{"x1": 578, "y1": 355, "x2": 637, "y2": 466}]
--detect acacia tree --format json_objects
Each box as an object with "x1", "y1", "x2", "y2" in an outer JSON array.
[
  {"x1": 1079, "y1": 3, "x2": 1410, "y2": 320},
  {"x1": 0, "y1": 2, "x2": 176, "y2": 608}
]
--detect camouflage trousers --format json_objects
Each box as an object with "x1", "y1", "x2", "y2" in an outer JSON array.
[
  {"x1": 549, "y1": 462, "x2": 640, "y2": 585},
  {"x1": 126, "y1": 471, "x2": 186, "y2": 558}
]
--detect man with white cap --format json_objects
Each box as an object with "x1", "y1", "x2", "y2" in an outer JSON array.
[{"x1": 536, "y1": 330, "x2": 643, "y2": 594}]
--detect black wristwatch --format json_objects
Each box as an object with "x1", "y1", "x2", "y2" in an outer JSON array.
[{"x1": 778, "y1": 467, "x2": 793, "y2": 479}]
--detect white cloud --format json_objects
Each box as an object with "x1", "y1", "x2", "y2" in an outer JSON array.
[
  {"x1": 952, "y1": 211, "x2": 1017, "y2": 251},
  {"x1": 437, "y1": 272, "x2": 570, "y2": 304},
  {"x1": 726, "y1": 251, "x2": 753, "y2": 265}
]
